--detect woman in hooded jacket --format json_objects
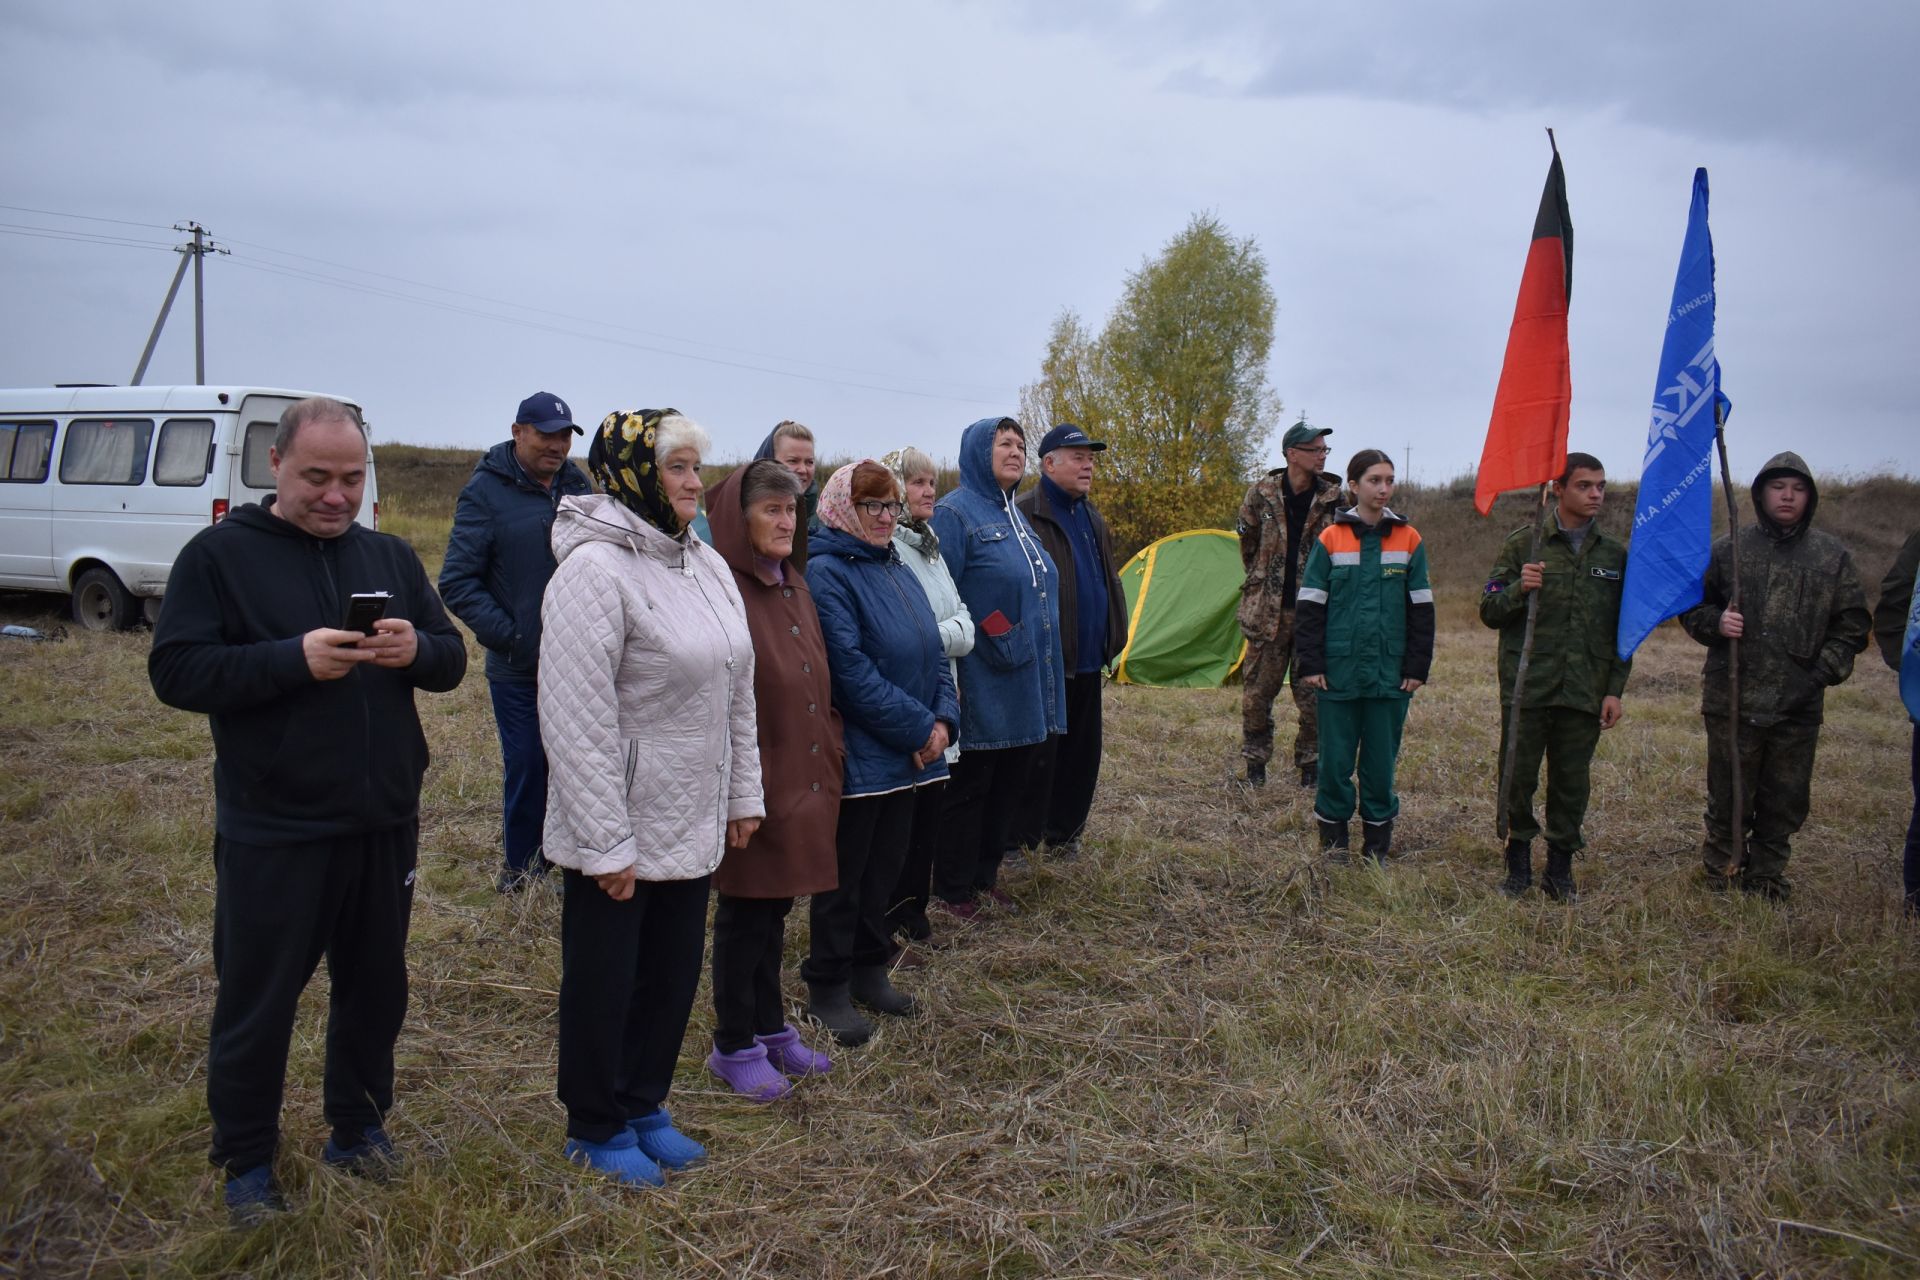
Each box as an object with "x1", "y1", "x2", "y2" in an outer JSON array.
[
  {"x1": 927, "y1": 417, "x2": 1067, "y2": 920},
  {"x1": 539, "y1": 409, "x2": 763, "y2": 1186},
  {"x1": 802, "y1": 461, "x2": 959, "y2": 1046},
  {"x1": 880, "y1": 446, "x2": 974, "y2": 953},
  {"x1": 702, "y1": 460, "x2": 843, "y2": 1099}
]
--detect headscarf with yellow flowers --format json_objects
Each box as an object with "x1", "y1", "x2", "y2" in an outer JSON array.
[{"x1": 590, "y1": 409, "x2": 688, "y2": 538}]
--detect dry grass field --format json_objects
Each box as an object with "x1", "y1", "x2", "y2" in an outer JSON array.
[{"x1": 2, "y1": 449, "x2": 1917, "y2": 1278}]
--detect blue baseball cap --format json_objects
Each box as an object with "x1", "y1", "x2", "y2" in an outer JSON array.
[
  {"x1": 1037, "y1": 423, "x2": 1106, "y2": 456},
  {"x1": 515, "y1": 391, "x2": 582, "y2": 435}
]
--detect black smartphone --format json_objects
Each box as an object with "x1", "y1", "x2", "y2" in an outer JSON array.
[{"x1": 342, "y1": 591, "x2": 392, "y2": 637}]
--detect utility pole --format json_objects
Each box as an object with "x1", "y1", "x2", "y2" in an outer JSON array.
[
  {"x1": 131, "y1": 221, "x2": 227, "y2": 386},
  {"x1": 1405, "y1": 442, "x2": 1411, "y2": 484}
]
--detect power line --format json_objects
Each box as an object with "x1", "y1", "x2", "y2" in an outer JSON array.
[
  {"x1": 7, "y1": 204, "x2": 1013, "y2": 405},
  {"x1": 221, "y1": 256, "x2": 1003, "y2": 406},
  {"x1": 0, "y1": 203, "x2": 172, "y2": 230},
  {"x1": 221, "y1": 233, "x2": 1007, "y2": 396},
  {"x1": 0, "y1": 223, "x2": 177, "y2": 251}
]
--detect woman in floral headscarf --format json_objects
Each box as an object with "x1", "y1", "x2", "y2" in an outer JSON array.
[
  {"x1": 801, "y1": 461, "x2": 958, "y2": 1046},
  {"x1": 539, "y1": 408, "x2": 763, "y2": 1186}
]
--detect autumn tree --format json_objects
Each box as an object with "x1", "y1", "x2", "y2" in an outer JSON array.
[{"x1": 1020, "y1": 214, "x2": 1282, "y2": 558}]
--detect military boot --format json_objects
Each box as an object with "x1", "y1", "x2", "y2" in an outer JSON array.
[
  {"x1": 1499, "y1": 839, "x2": 1532, "y2": 898},
  {"x1": 1542, "y1": 845, "x2": 1577, "y2": 902},
  {"x1": 1298, "y1": 761, "x2": 1318, "y2": 789},
  {"x1": 1317, "y1": 817, "x2": 1350, "y2": 864},
  {"x1": 1360, "y1": 818, "x2": 1394, "y2": 865},
  {"x1": 1245, "y1": 759, "x2": 1267, "y2": 788}
]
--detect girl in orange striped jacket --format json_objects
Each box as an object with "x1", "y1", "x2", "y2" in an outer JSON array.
[{"x1": 1295, "y1": 448, "x2": 1435, "y2": 862}]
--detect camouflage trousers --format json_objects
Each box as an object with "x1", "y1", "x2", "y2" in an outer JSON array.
[
  {"x1": 1241, "y1": 617, "x2": 1318, "y2": 768},
  {"x1": 1701, "y1": 713, "x2": 1820, "y2": 892},
  {"x1": 1497, "y1": 705, "x2": 1602, "y2": 853}
]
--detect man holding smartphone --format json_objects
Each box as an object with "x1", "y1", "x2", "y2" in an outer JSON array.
[
  {"x1": 150, "y1": 397, "x2": 467, "y2": 1226},
  {"x1": 439, "y1": 391, "x2": 591, "y2": 892}
]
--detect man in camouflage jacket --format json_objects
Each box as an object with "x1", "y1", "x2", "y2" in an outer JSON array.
[
  {"x1": 1479, "y1": 453, "x2": 1630, "y2": 901},
  {"x1": 1679, "y1": 451, "x2": 1870, "y2": 899},
  {"x1": 1237, "y1": 421, "x2": 1344, "y2": 787}
]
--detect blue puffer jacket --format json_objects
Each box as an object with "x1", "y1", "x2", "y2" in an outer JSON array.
[
  {"x1": 805, "y1": 525, "x2": 960, "y2": 798},
  {"x1": 438, "y1": 441, "x2": 592, "y2": 682},
  {"x1": 930, "y1": 417, "x2": 1067, "y2": 750}
]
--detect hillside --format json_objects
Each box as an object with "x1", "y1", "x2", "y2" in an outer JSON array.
[{"x1": 374, "y1": 443, "x2": 1920, "y2": 597}]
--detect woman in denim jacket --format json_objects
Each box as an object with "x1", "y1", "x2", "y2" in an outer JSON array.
[{"x1": 927, "y1": 417, "x2": 1067, "y2": 918}]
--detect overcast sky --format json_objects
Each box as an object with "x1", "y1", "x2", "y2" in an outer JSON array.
[{"x1": 4, "y1": 0, "x2": 1915, "y2": 485}]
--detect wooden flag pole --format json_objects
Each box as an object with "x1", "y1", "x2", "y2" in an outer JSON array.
[
  {"x1": 1496, "y1": 481, "x2": 1555, "y2": 841},
  {"x1": 1712, "y1": 400, "x2": 1745, "y2": 879}
]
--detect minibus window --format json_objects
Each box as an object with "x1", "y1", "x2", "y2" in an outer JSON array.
[
  {"x1": 154, "y1": 418, "x2": 216, "y2": 486},
  {"x1": 241, "y1": 421, "x2": 277, "y2": 490},
  {"x1": 59, "y1": 419, "x2": 155, "y2": 485},
  {"x1": 0, "y1": 421, "x2": 55, "y2": 483}
]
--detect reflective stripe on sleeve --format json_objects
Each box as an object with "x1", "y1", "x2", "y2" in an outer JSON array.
[
  {"x1": 1297, "y1": 587, "x2": 1330, "y2": 604},
  {"x1": 1409, "y1": 588, "x2": 1434, "y2": 604}
]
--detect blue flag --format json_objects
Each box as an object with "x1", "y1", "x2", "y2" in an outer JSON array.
[{"x1": 1617, "y1": 168, "x2": 1732, "y2": 660}]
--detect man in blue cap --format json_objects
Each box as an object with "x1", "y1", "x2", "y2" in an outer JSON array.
[
  {"x1": 1012, "y1": 424, "x2": 1128, "y2": 859},
  {"x1": 440, "y1": 392, "x2": 592, "y2": 892}
]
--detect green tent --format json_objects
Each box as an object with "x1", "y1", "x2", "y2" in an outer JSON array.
[{"x1": 1111, "y1": 529, "x2": 1249, "y2": 687}]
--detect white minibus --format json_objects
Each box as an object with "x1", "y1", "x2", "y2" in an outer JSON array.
[{"x1": 0, "y1": 386, "x2": 379, "y2": 630}]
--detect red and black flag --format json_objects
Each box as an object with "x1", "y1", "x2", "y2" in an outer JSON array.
[{"x1": 1475, "y1": 133, "x2": 1572, "y2": 515}]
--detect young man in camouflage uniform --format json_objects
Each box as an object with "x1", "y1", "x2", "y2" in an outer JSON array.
[
  {"x1": 1680, "y1": 452, "x2": 1870, "y2": 901},
  {"x1": 1237, "y1": 421, "x2": 1344, "y2": 787},
  {"x1": 1478, "y1": 453, "x2": 1630, "y2": 901}
]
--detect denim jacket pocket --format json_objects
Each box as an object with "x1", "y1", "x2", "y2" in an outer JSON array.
[{"x1": 976, "y1": 620, "x2": 1036, "y2": 673}]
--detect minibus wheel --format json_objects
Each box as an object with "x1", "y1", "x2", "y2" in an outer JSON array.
[{"x1": 72, "y1": 567, "x2": 139, "y2": 632}]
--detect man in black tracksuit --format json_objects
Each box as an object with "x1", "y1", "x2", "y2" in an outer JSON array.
[{"x1": 149, "y1": 398, "x2": 466, "y2": 1224}]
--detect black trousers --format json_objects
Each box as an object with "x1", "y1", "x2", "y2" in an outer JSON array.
[
  {"x1": 711, "y1": 894, "x2": 793, "y2": 1053},
  {"x1": 886, "y1": 780, "x2": 947, "y2": 941},
  {"x1": 1012, "y1": 674, "x2": 1105, "y2": 849},
  {"x1": 802, "y1": 791, "x2": 915, "y2": 988},
  {"x1": 207, "y1": 823, "x2": 417, "y2": 1175},
  {"x1": 557, "y1": 871, "x2": 710, "y2": 1144},
  {"x1": 932, "y1": 741, "x2": 1046, "y2": 904}
]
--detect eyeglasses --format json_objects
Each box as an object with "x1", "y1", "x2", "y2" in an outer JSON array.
[
  {"x1": 1289, "y1": 445, "x2": 1329, "y2": 456},
  {"x1": 857, "y1": 500, "x2": 905, "y2": 518}
]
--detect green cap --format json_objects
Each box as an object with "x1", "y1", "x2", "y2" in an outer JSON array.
[{"x1": 1282, "y1": 422, "x2": 1332, "y2": 451}]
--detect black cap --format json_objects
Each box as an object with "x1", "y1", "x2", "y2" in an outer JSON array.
[{"x1": 1038, "y1": 423, "x2": 1106, "y2": 456}]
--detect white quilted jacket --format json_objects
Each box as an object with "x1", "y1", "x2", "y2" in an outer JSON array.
[{"x1": 539, "y1": 495, "x2": 764, "y2": 880}]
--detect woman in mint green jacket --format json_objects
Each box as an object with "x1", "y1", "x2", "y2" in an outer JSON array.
[{"x1": 1294, "y1": 449, "x2": 1435, "y2": 862}]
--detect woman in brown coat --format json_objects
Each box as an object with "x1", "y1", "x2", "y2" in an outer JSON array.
[{"x1": 703, "y1": 460, "x2": 845, "y2": 1099}]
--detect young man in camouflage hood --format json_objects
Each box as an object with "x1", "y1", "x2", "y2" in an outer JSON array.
[{"x1": 1680, "y1": 451, "x2": 1871, "y2": 900}]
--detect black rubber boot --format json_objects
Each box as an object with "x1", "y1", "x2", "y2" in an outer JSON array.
[
  {"x1": 1542, "y1": 845, "x2": 1578, "y2": 902},
  {"x1": 1246, "y1": 760, "x2": 1267, "y2": 788},
  {"x1": 849, "y1": 965, "x2": 918, "y2": 1018},
  {"x1": 806, "y1": 982, "x2": 875, "y2": 1046},
  {"x1": 1317, "y1": 817, "x2": 1350, "y2": 864},
  {"x1": 1360, "y1": 818, "x2": 1394, "y2": 864},
  {"x1": 1298, "y1": 761, "x2": 1318, "y2": 789},
  {"x1": 1499, "y1": 839, "x2": 1532, "y2": 897}
]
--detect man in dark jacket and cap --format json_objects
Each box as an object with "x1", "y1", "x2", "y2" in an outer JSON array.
[
  {"x1": 1680, "y1": 452, "x2": 1870, "y2": 900},
  {"x1": 1237, "y1": 420, "x2": 1345, "y2": 788},
  {"x1": 1012, "y1": 424, "x2": 1128, "y2": 858},
  {"x1": 439, "y1": 392, "x2": 591, "y2": 892}
]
